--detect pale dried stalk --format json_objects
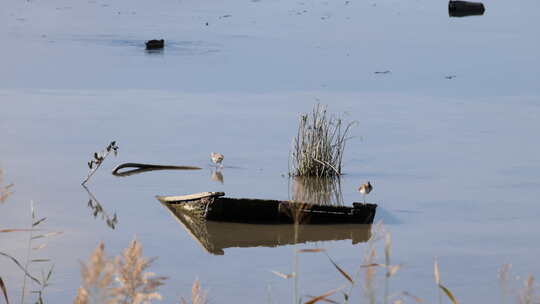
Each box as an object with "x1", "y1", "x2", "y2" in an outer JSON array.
[
  {"x1": 363, "y1": 248, "x2": 377, "y2": 304},
  {"x1": 0, "y1": 169, "x2": 14, "y2": 203},
  {"x1": 74, "y1": 240, "x2": 166, "y2": 304},
  {"x1": 519, "y1": 275, "x2": 536, "y2": 304},
  {"x1": 499, "y1": 264, "x2": 511, "y2": 304},
  {"x1": 114, "y1": 240, "x2": 166, "y2": 304},
  {"x1": 74, "y1": 243, "x2": 116, "y2": 304},
  {"x1": 180, "y1": 279, "x2": 207, "y2": 304}
]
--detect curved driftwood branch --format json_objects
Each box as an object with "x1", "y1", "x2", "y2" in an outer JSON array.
[{"x1": 112, "y1": 162, "x2": 202, "y2": 177}]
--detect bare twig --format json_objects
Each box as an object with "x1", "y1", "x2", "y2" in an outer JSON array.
[{"x1": 82, "y1": 141, "x2": 119, "y2": 185}]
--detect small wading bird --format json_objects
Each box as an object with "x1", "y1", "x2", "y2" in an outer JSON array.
[
  {"x1": 211, "y1": 152, "x2": 224, "y2": 168},
  {"x1": 358, "y1": 181, "x2": 373, "y2": 203}
]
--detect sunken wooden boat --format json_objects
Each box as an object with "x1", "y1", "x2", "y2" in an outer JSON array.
[
  {"x1": 161, "y1": 200, "x2": 373, "y2": 255},
  {"x1": 155, "y1": 192, "x2": 377, "y2": 224}
]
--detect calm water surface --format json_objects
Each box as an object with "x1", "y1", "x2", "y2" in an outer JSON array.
[{"x1": 1, "y1": 0, "x2": 539, "y2": 302}]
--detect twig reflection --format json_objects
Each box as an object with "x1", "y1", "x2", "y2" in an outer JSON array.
[{"x1": 82, "y1": 185, "x2": 118, "y2": 229}]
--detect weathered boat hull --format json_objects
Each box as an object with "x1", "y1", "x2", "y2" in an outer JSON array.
[
  {"x1": 162, "y1": 200, "x2": 373, "y2": 255},
  {"x1": 156, "y1": 192, "x2": 377, "y2": 224}
]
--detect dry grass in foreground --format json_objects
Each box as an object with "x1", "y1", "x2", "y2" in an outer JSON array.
[
  {"x1": 0, "y1": 201, "x2": 61, "y2": 304},
  {"x1": 73, "y1": 240, "x2": 206, "y2": 304},
  {"x1": 270, "y1": 222, "x2": 540, "y2": 304},
  {"x1": 74, "y1": 240, "x2": 166, "y2": 304},
  {"x1": 291, "y1": 104, "x2": 355, "y2": 178}
]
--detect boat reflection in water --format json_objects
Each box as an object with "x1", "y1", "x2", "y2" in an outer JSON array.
[
  {"x1": 291, "y1": 176, "x2": 343, "y2": 206},
  {"x1": 161, "y1": 201, "x2": 372, "y2": 255}
]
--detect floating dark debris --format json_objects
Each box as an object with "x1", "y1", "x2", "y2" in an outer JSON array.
[
  {"x1": 145, "y1": 39, "x2": 164, "y2": 50},
  {"x1": 112, "y1": 162, "x2": 201, "y2": 177},
  {"x1": 156, "y1": 192, "x2": 377, "y2": 224},
  {"x1": 449, "y1": 0, "x2": 485, "y2": 17}
]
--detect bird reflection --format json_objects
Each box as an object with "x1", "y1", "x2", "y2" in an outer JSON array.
[{"x1": 210, "y1": 169, "x2": 224, "y2": 184}]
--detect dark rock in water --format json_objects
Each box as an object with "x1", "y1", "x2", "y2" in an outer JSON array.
[
  {"x1": 449, "y1": 0, "x2": 485, "y2": 17},
  {"x1": 145, "y1": 39, "x2": 164, "y2": 50}
]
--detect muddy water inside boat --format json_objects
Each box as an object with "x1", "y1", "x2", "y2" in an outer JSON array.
[{"x1": 1, "y1": 0, "x2": 540, "y2": 302}]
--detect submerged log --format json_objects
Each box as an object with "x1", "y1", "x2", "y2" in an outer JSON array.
[
  {"x1": 162, "y1": 200, "x2": 373, "y2": 255},
  {"x1": 449, "y1": 0, "x2": 485, "y2": 17},
  {"x1": 145, "y1": 39, "x2": 164, "y2": 50},
  {"x1": 112, "y1": 162, "x2": 201, "y2": 177},
  {"x1": 156, "y1": 192, "x2": 377, "y2": 224}
]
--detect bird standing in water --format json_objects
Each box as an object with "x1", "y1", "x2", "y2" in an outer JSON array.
[
  {"x1": 358, "y1": 181, "x2": 373, "y2": 203},
  {"x1": 210, "y1": 152, "x2": 224, "y2": 168}
]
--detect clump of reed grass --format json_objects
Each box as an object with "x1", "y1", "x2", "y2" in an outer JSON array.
[
  {"x1": 82, "y1": 141, "x2": 119, "y2": 185},
  {"x1": 291, "y1": 104, "x2": 355, "y2": 178},
  {"x1": 74, "y1": 240, "x2": 167, "y2": 304}
]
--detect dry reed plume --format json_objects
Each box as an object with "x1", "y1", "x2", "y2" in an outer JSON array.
[
  {"x1": 74, "y1": 240, "x2": 167, "y2": 304},
  {"x1": 291, "y1": 104, "x2": 355, "y2": 178},
  {"x1": 74, "y1": 243, "x2": 116, "y2": 304},
  {"x1": 180, "y1": 279, "x2": 207, "y2": 304}
]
